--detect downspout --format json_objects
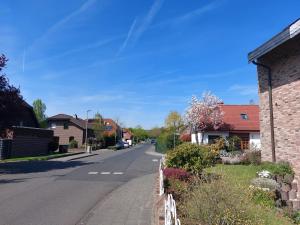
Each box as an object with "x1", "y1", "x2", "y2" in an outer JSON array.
[{"x1": 252, "y1": 61, "x2": 276, "y2": 162}]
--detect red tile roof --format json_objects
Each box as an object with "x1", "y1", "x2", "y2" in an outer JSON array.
[{"x1": 217, "y1": 105, "x2": 260, "y2": 132}]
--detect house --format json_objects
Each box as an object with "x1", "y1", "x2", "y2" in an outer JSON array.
[
  {"x1": 122, "y1": 128, "x2": 133, "y2": 145},
  {"x1": 47, "y1": 114, "x2": 93, "y2": 146},
  {"x1": 248, "y1": 19, "x2": 300, "y2": 179},
  {"x1": 1, "y1": 100, "x2": 39, "y2": 136},
  {"x1": 0, "y1": 101, "x2": 53, "y2": 159},
  {"x1": 103, "y1": 118, "x2": 122, "y2": 140},
  {"x1": 191, "y1": 104, "x2": 260, "y2": 150}
]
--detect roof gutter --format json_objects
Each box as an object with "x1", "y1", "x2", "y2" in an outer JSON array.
[{"x1": 252, "y1": 61, "x2": 276, "y2": 162}]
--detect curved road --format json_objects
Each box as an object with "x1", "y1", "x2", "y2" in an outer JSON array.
[{"x1": 0, "y1": 144, "x2": 161, "y2": 225}]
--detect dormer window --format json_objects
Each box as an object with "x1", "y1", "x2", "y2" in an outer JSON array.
[{"x1": 241, "y1": 113, "x2": 248, "y2": 120}]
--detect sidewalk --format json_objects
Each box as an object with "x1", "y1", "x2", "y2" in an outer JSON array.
[
  {"x1": 49, "y1": 149, "x2": 110, "y2": 162},
  {"x1": 78, "y1": 173, "x2": 157, "y2": 225}
]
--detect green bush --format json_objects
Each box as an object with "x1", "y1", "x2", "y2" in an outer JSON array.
[
  {"x1": 69, "y1": 140, "x2": 78, "y2": 148},
  {"x1": 165, "y1": 143, "x2": 216, "y2": 175},
  {"x1": 180, "y1": 178, "x2": 263, "y2": 225},
  {"x1": 156, "y1": 131, "x2": 182, "y2": 153},
  {"x1": 260, "y1": 161, "x2": 294, "y2": 176},
  {"x1": 250, "y1": 188, "x2": 276, "y2": 208},
  {"x1": 226, "y1": 135, "x2": 241, "y2": 152}
]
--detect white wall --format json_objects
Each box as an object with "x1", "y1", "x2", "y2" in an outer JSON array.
[{"x1": 249, "y1": 132, "x2": 261, "y2": 149}]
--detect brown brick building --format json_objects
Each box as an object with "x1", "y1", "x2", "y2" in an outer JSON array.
[
  {"x1": 47, "y1": 114, "x2": 93, "y2": 146},
  {"x1": 48, "y1": 114, "x2": 122, "y2": 146},
  {"x1": 248, "y1": 19, "x2": 300, "y2": 180}
]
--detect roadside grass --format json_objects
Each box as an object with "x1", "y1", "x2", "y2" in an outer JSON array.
[
  {"x1": 205, "y1": 164, "x2": 294, "y2": 225},
  {"x1": 0, "y1": 152, "x2": 81, "y2": 163}
]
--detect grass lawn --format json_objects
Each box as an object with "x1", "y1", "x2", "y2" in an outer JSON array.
[
  {"x1": 206, "y1": 164, "x2": 294, "y2": 225},
  {"x1": 0, "y1": 152, "x2": 79, "y2": 163}
]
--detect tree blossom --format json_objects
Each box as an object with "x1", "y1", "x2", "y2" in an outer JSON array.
[{"x1": 185, "y1": 91, "x2": 224, "y2": 143}]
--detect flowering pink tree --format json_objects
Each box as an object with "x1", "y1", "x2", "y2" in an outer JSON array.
[{"x1": 185, "y1": 91, "x2": 224, "y2": 144}]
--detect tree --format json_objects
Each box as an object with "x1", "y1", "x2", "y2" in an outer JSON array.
[
  {"x1": 148, "y1": 127, "x2": 164, "y2": 139},
  {"x1": 32, "y1": 99, "x2": 47, "y2": 127},
  {"x1": 0, "y1": 54, "x2": 24, "y2": 135},
  {"x1": 129, "y1": 126, "x2": 149, "y2": 143},
  {"x1": 185, "y1": 91, "x2": 224, "y2": 144},
  {"x1": 165, "y1": 111, "x2": 184, "y2": 132},
  {"x1": 92, "y1": 112, "x2": 105, "y2": 143},
  {"x1": 165, "y1": 111, "x2": 184, "y2": 150}
]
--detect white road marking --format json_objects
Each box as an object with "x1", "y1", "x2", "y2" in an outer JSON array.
[
  {"x1": 101, "y1": 172, "x2": 111, "y2": 175},
  {"x1": 88, "y1": 172, "x2": 98, "y2": 175},
  {"x1": 152, "y1": 159, "x2": 158, "y2": 162},
  {"x1": 113, "y1": 172, "x2": 124, "y2": 175}
]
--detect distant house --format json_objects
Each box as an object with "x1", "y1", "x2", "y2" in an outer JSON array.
[
  {"x1": 103, "y1": 118, "x2": 122, "y2": 140},
  {"x1": 191, "y1": 104, "x2": 260, "y2": 150},
  {"x1": 47, "y1": 114, "x2": 93, "y2": 146},
  {"x1": 248, "y1": 19, "x2": 300, "y2": 176},
  {"x1": 122, "y1": 128, "x2": 133, "y2": 145}
]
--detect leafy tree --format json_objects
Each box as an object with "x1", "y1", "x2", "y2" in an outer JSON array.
[
  {"x1": 165, "y1": 111, "x2": 184, "y2": 132},
  {"x1": 185, "y1": 91, "x2": 224, "y2": 144},
  {"x1": 32, "y1": 99, "x2": 47, "y2": 127},
  {"x1": 92, "y1": 112, "x2": 105, "y2": 143},
  {"x1": 129, "y1": 126, "x2": 149, "y2": 142},
  {"x1": 0, "y1": 54, "x2": 24, "y2": 135},
  {"x1": 148, "y1": 127, "x2": 164, "y2": 139}
]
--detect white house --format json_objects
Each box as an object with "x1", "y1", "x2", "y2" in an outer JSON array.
[{"x1": 191, "y1": 104, "x2": 261, "y2": 149}]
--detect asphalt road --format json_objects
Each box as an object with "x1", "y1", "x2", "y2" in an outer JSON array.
[{"x1": 0, "y1": 144, "x2": 161, "y2": 225}]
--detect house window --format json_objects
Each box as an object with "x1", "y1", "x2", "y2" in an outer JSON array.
[
  {"x1": 208, "y1": 135, "x2": 221, "y2": 144},
  {"x1": 51, "y1": 123, "x2": 56, "y2": 129},
  {"x1": 105, "y1": 126, "x2": 113, "y2": 131},
  {"x1": 69, "y1": 136, "x2": 74, "y2": 142},
  {"x1": 63, "y1": 122, "x2": 69, "y2": 129},
  {"x1": 240, "y1": 113, "x2": 248, "y2": 120}
]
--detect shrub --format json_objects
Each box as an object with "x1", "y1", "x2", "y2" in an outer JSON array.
[
  {"x1": 69, "y1": 140, "x2": 78, "y2": 148},
  {"x1": 164, "y1": 178, "x2": 189, "y2": 201},
  {"x1": 260, "y1": 161, "x2": 294, "y2": 176},
  {"x1": 180, "y1": 178, "x2": 263, "y2": 225},
  {"x1": 250, "y1": 188, "x2": 276, "y2": 208},
  {"x1": 48, "y1": 136, "x2": 59, "y2": 153},
  {"x1": 163, "y1": 168, "x2": 190, "y2": 181},
  {"x1": 250, "y1": 178, "x2": 280, "y2": 191},
  {"x1": 241, "y1": 150, "x2": 261, "y2": 165},
  {"x1": 209, "y1": 138, "x2": 225, "y2": 155},
  {"x1": 156, "y1": 131, "x2": 182, "y2": 153},
  {"x1": 165, "y1": 143, "x2": 216, "y2": 175},
  {"x1": 226, "y1": 135, "x2": 242, "y2": 152}
]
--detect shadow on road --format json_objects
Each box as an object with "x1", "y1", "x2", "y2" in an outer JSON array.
[{"x1": 0, "y1": 160, "x2": 93, "y2": 175}]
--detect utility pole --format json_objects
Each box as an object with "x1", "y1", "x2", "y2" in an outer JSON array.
[
  {"x1": 173, "y1": 121, "x2": 176, "y2": 150},
  {"x1": 86, "y1": 109, "x2": 91, "y2": 153}
]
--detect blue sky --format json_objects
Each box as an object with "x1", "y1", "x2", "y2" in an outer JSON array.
[{"x1": 1, "y1": 0, "x2": 299, "y2": 129}]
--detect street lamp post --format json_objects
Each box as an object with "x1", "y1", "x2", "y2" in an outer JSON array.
[{"x1": 86, "y1": 109, "x2": 91, "y2": 153}]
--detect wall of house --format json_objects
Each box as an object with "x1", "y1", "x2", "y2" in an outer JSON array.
[
  {"x1": 49, "y1": 121, "x2": 84, "y2": 145},
  {"x1": 257, "y1": 35, "x2": 300, "y2": 182},
  {"x1": 191, "y1": 132, "x2": 229, "y2": 144},
  {"x1": 249, "y1": 132, "x2": 261, "y2": 149}
]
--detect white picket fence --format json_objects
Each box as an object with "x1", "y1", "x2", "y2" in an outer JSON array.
[
  {"x1": 165, "y1": 194, "x2": 181, "y2": 225},
  {"x1": 159, "y1": 156, "x2": 181, "y2": 225}
]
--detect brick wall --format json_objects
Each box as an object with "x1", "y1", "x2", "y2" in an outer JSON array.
[
  {"x1": 257, "y1": 35, "x2": 300, "y2": 180},
  {"x1": 49, "y1": 120, "x2": 84, "y2": 145},
  {"x1": 9, "y1": 127, "x2": 53, "y2": 158}
]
